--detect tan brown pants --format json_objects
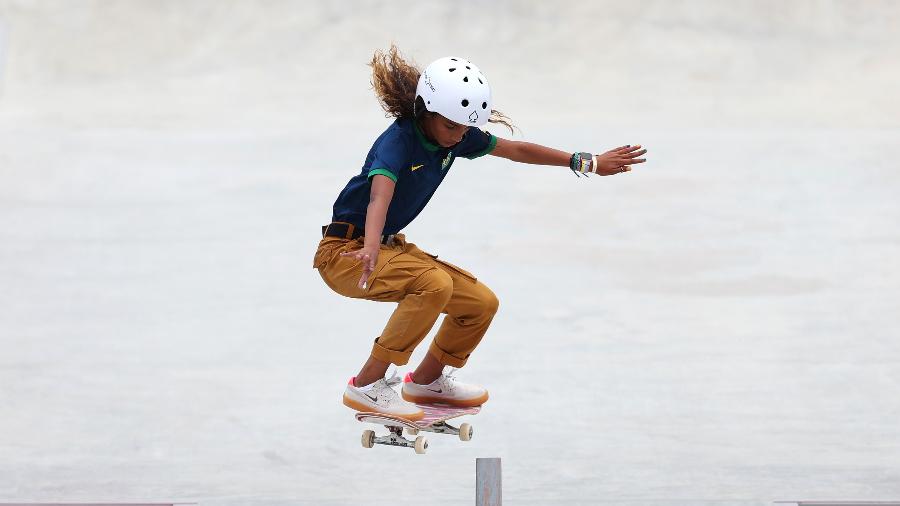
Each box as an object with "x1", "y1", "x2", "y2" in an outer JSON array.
[{"x1": 312, "y1": 229, "x2": 499, "y2": 368}]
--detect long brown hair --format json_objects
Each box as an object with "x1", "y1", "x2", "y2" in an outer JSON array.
[{"x1": 369, "y1": 44, "x2": 515, "y2": 134}]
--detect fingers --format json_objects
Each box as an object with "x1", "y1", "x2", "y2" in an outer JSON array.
[
  {"x1": 341, "y1": 249, "x2": 376, "y2": 289},
  {"x1": 619, "y1": 147, "x2": 647, "y2": 158},
  {"x1": 339, "y1": 249, "x2": 379, "y2": 269},
  {"x1": 604, "y1": 146, "x2": 646, "y2": 163},
  {"x1": 359, "y1": 261, "x2": 375, "y2": 289},
  {"x1": 607, "y1": 147, "x2": 647, "y2": 172},
  {"x1": 340, "y1": 250, "x2": 371, "y2": 261},
  {"x1": 609, "y1": 145, "x2": 645, "y2": 156},
  {"x1": 359, "y1": 253, "x2": 372, "y2": 269},
  {"x1": 615, "y1": 158, "x2": 645, "y2": 172},
  {"x1": 609, "y1": 157, "x2": 645, "y2": 168},
  {"x1": 600, "y1": 159, "x2": 642, "y2": 176}
]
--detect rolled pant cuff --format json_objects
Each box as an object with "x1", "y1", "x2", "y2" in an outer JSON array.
[
  {"x1": 371, "y1": 339, "x2": 413, "y2": 366},
  {"x1": 428, "y1": 341, "x2": 469, "y2": 368}
]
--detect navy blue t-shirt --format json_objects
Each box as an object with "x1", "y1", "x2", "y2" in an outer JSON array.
[{"x1": 331, "y1": 117, "x2": 497, "y2": 235}]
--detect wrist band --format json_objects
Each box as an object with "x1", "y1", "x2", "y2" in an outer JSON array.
[{"x1": 569, "y1": 152, "x2": 594, "y2": 177}]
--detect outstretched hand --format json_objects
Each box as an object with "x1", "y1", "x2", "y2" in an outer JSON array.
[{"x1": 594, "y1": 145, "x2": 647, "y2": 175}]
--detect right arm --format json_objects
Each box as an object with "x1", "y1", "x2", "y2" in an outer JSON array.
[
  {"x1": 363, "y1": 174, "x2": 395, "y2": 249},
  {"x1": 340, "y1": 174, "x2": 396, "y2": 289}
]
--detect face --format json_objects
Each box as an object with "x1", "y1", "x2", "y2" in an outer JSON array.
[{"x1": 424, "y1": 113, "x2": 469, "y2": 148}]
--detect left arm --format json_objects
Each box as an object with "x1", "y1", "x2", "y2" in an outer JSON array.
[
  {"x1": 490, "y1": 138, "x2": 570, "y2": 166},
  {"x1": 490, "y1": 137, "x2": 646, "y2": 176}
]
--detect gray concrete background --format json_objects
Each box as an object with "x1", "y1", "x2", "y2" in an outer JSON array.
[{"x1": 0, "y1": 1, "x2": 898, "y2": 505}]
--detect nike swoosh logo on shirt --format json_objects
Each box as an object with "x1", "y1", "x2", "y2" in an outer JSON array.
[{"x1": 411, "y1": 164, "x2": 424, "y2": 171}]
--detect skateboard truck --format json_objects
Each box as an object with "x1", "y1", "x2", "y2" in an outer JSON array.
[
  {"x1": 408, "y1": 420, "x2": 473, "y2": 439},
  {"x1": 362, "y1": 425, "x2": 428, "y2": 454}
]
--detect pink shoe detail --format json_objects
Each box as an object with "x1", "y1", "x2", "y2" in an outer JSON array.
[
  {"x1": 348, "y1": 376, "x2": 356, "y2": 386},
  {"x1": 404, "y1": 372, "x2": 414, "y2": 383}
]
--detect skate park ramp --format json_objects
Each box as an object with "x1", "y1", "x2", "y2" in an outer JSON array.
[{"x1": 1, "y1": 1, "x2": 899, "y2": 505}]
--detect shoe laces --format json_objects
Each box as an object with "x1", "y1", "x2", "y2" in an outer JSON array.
[
  {"x1": 372, "y1": 369, "x2": 403, "y2": 404},
  {"x1": 383, "y1": 368, "x2": 402, "y2": 388},
  {"x1": 436, "y1": 367, "x2": 460, "y2": 392}
]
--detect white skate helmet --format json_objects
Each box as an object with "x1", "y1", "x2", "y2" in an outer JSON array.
[{"x1": 416, "y1": 56, "x2": 492, "y2": 127}]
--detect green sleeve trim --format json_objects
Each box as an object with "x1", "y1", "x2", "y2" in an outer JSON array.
[
  {"x1": 367, "y1": 168, "x2": 398, "y2": 183},
  {"x1": 464, "y1": 134, "x2": 497, "y2": 159}
]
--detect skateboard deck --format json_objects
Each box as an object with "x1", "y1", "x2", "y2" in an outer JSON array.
[{"x1": 355, "y1": 403, "x2": 481, "y2": 454}]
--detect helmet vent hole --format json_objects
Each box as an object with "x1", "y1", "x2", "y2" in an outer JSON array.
[
  {"x1": 465, "y1": 66, "x2": 470, "y2": 69},
  {"x1": 482, "y1": 102, "x2": 487, "y2": 109},
  {"x1": 449, "y1": 68, "x2": 456, "y2": 72},
  {"x1": 461, "y1": 99, "x2": 469, "y2": 107},
  {"x1": 478, "y1": 78, "x2": 483, "y2": 84},
  {"x1": 463, "y1": 76, "x2": 469, "y2": 82},
  {"x1": 450, "y1": 58, "x2": 457, "y2": 61}
]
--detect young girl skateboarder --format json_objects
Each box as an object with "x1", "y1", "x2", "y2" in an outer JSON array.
[{"x1": 313, "y1": 46, "x2": 647, "y2": 421}]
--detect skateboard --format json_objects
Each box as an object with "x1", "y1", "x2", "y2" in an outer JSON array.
[{"x1": 355, "y1": 403, "x2": 481, "y2": 454}]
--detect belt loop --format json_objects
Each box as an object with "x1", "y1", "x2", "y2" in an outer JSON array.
[{"x1": 345, "y1": 223, "x2": 354, "y2": 239}]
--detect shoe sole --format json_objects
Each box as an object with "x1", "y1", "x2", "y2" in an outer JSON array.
[
  {"x1": 342, "y1": 393, "x2": 425, "y2": 422},
  {"x1": 400, "y1": 389, "x2": 489, "y2": 407}
]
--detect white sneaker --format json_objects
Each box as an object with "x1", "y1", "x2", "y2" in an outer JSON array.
[
  {"x1": 342, "y1": 371, "x2": 425, "y2": 421},
  {"x1": 401, "y1": 369, "x2": 489, "y2": 407}
]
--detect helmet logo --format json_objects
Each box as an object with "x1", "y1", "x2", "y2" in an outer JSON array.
[
  {"x1": 468, "y1": 111, "x2": 478, "y2": 123},
  {"x1": 423, "y1": 71, "x2": 435, "y2": 92}
]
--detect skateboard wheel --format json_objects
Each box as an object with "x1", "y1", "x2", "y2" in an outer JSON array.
[
  {"x1": 459, "y1": 423, "x2": 473, "y2": 441},
  {"x1": 406, "y1": 428, "x2": 419, "y2": 436},
  {"x1": 414, "y1": 436, "x2": 427, "y2": 454},
  {"x1": 361, "y1": 429, "x2": 375, "y2": 449}
]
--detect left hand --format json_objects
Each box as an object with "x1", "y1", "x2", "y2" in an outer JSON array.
[{"x1": 593, "y1": 145, "x2": 647, "y2": 175}]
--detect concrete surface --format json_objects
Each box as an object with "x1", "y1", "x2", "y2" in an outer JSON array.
[{"x1": 1, "y1": 1, "x2": 898, "y2": 505}]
